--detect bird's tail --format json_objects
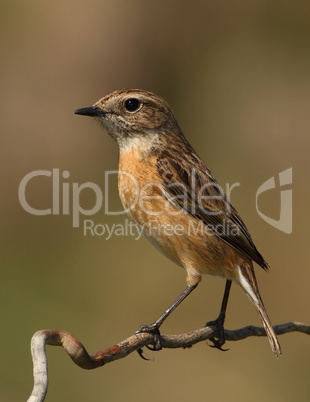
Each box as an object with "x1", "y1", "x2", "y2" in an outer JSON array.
[{"x1": 236, "y1": 262, "x2": 282, "y2": 357}]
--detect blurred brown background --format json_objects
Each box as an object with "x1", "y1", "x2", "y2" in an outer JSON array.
[{"x1": 1, "y1": 1, "x2": 310, "y2": 401}]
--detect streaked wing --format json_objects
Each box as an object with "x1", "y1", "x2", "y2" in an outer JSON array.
[{"x1": 156, "y1": 152, "x2": 269, "y2": 270}]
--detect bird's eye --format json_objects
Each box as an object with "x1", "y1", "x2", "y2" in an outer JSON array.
[{"x1": 124, "y1": 98, "x2": 140, "y2": 112}]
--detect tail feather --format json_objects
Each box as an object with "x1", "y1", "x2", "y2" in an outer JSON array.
[
  {"x1": 236, "y1": 263, "x2": 282, "y2": 357},
  {"x1": 254, "y1": 298, "x2": 282, "y2": 357}
]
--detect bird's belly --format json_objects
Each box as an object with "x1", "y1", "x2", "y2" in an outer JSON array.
[
  {"x1": 118, "y1": 162, "x2": 237, "y2": 280},
  {"x1": 140, "y1": 212, "x2": 237, "y2": 279}
]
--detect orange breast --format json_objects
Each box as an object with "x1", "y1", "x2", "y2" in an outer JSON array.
[{"x1": 118, "y1": 149, "x2": 239, "y2": 283}]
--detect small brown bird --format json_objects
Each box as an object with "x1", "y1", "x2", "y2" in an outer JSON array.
[{"x1": 75, "y1": 89, "x2": 281, "y2": 356}]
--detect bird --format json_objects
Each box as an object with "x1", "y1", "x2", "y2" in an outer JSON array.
[{"x1": 74, "y1": 88, "x2": 281, "y2": 356}]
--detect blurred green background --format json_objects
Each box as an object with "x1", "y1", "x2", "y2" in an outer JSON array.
[{"x1": 1, "y1": 1, "x2": 310, "y2": 401}]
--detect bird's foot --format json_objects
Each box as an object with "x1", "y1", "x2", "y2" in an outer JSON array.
[
  {"x1": 135, "y1": 323, "x2": 162, "y2": 351},
  {"x1": 205, "y1": 313, "x2": 229, "y2": 351}
]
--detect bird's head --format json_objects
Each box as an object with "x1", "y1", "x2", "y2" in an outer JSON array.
[{"x1": 74, "y1": 89, "x2": 181, "y2": 151}]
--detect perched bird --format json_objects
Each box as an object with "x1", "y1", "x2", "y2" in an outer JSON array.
[{"x1": 75, "y1": 89, "x2": 281, "y2": 356}]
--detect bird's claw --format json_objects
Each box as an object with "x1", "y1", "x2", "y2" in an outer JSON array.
[
  {"x1": 205, "y1": 314, "x2": 229, "y2": 351},
  {"x1": 136, "y1": 348, "x2": 150, "y2": 360},
  {"x1": 208, "y1": 337, "x2": 229, "y2": 351},
  {"x1": 135, "y1": 324, "x2": 162, "y2": 351}
]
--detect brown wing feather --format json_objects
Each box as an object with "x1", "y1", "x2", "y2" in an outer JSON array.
[{"x1": 156, "y1": 148, "x2": 269, "y2": 270}]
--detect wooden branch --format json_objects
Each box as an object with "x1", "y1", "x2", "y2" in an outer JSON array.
[{"x1": 27, "y1": 322, "x2": 309, "y2": 402}]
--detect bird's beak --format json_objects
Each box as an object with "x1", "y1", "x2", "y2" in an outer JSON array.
[{"x1": 74, "y1": 106, "x2": 106, "y2": 117}]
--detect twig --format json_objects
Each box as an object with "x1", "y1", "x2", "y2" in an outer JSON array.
[{"x1": 27, "y1": 322, "x2": 309, "y2": 402}]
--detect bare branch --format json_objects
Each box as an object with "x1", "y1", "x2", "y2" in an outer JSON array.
[{"x1": 27, "y1": 322, "x2": 309, "y2": 402}]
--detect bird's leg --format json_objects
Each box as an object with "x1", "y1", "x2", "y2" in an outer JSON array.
[
  {"x1": 136, "y1": 284, "x2": 198, "y2": 351},
  {"x1": 206, "y1": 279, "x2": 232, "y2": 351}
]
